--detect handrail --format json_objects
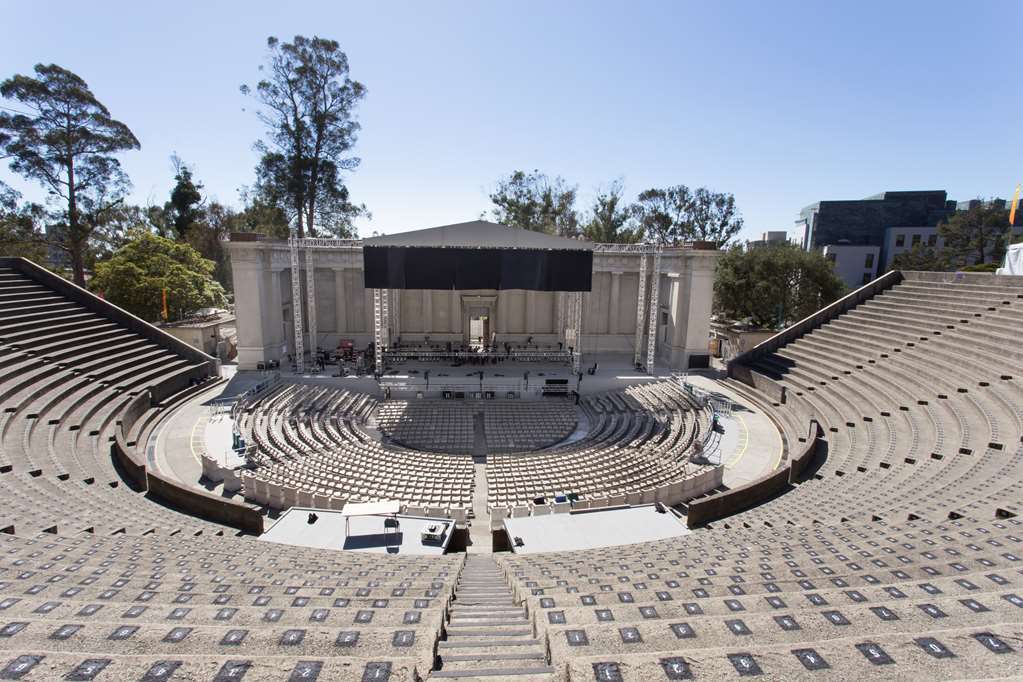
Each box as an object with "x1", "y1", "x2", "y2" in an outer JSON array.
[{"x1": 728, "y1": 269, "x2": 903, "y2": 373}]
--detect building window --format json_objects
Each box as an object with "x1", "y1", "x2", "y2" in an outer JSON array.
[
  {"x1": 862, "y1": 273, "x2": 872, "y2": 285},
  {"x1": 895, "y1": 234, "x2": 905, "y2": 247},
  {"x1": 927, "y1": 234, "x2": 937, "y2": 246},
  {"x1": 864, "y1": 253, "x2": 874, "y2": 269},
  {"x1": 912, "y1": 234, "x2": 921, "y2": 246}
]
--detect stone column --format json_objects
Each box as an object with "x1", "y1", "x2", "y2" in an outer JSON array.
[
  {"x1": 450, "y1": 290, "x2": 460, "y2": 335},
  {"x1": 423, "y1": 290, "x2": 433, "y2": 334},
  {"x1": 268, "y1": 269, "x2": 284, "y2": 361},
  {"x1": 609, "y1": 271, "x2": 622, "y2": 334},
  {"x1": 232, "y1": 251, "x2": 268, "y2": 369},
  {"x1": 334, "y1": 269, "x2": 347, "y2": 335},
  {"x1": 526, "y1": 291, "x2": 537, "y2": 334}
]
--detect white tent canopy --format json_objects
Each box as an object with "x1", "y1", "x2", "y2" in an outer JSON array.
[
  {"x1": 997, "y1": 243, "x2": 1023, "y2": 276},
  {"x1": 343, "y1": 501, "x2": 401, "y2": 517}
]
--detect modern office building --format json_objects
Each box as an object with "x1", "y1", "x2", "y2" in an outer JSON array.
[
  {"x1": 797, "y1": 190, "x2": 1021, "y2": 288},
  {"x1": 747, "y1": 230, "x2": 788, "y2": 248}
]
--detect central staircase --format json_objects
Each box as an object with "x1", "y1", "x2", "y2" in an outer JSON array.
[{"x1": 430, "y1": 556, "x2": 554, "y2": 679}]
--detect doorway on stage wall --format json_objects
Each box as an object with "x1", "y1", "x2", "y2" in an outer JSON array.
[
  {"x1": 468, "y1": 307, "x2": 490, "y2": 351},
  {"x1": 461, "y1": 295, "x2": 498, "y2": 351}
]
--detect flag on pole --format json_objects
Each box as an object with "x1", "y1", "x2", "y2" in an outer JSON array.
[
  {"x1": 1010, "y1": 184, "x2": 1021, "y2": 227},
  {"x1": 162, "y1": 288, "x2": 169, "y2": 321}
]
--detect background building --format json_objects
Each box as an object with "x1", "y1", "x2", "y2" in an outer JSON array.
[
  {"x1": 797, "y1": 190, "x2": 1022, "y2": 288},
  {"x1": 747, "y1": 231, "x2": 788, "y2": 248}
]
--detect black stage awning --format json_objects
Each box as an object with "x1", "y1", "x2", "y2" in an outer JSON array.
[{"x1": 363, "y1": 221, "x2": 593, "y2": 292}]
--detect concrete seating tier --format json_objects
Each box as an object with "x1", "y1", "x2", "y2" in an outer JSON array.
[
  {"x1": 0, "y1": 266, "x2": 222, "y2": 537},
  {"x1": 238, "y1": 384, "x2": 475, "y2": 513},
  {"x1": 498, "y1": 513, "x2": 1023, "y2": 680},
  {"x1": 487, "y1": 380, "x2": 714, "y2": 510},
  {"x1": 375, "y1": 399, "x2": 578, "y2": 453},
  {"x1": 731, "y1": 275, "x2": 1023, "y2": 527},
  {"x1": 0, "y1": 530, "x2": 461, "y2": 680}
]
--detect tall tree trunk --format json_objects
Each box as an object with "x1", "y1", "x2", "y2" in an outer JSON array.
[
  {"x1": 69, "y1": 242, "x2": 85, "y2": 287},
  {"x1": 66, "y1": 158, "x2": 86, "y2": 286}
]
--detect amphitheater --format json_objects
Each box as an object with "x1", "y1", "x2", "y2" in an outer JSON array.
[{"x1": 1, "y1": 252, "x2": 1023, "y2": 681}]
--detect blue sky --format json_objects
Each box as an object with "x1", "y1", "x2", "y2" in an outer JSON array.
[{"x1": 2, "y1": 1, "x2": 1020, "y2": 241}]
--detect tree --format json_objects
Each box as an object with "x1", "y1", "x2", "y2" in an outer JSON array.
[
  {"x1": 489, "y1": 170, "x2": 579, "y2": 236},
  {"x1": 0, "y1": 64, "x2": 140, "y2": 285},
  {"x1": 714, "y1": 243, "x2": 845, "y2": 329},
  {"x1": 166, "y1": 154, "x2": 204, "y2": 239},
  {"x1": 938, "y1": 200, "x2": 1012, "y2": 268},
  {"x1": 0, "y1": 199, "x2": 48, "y2": 263},
  {"x1": 242, "y1": 35, "x2": 367, "y2": 238},
  {"x1": 633, "y1": 185, "x2": 743, "y2": 247},
  {"x1": 888, "y1": 243, "x2": 949, "y2": 272},
  {"x1": 89, "y1": 232, "x2": 227, "y2": 322},
  {"x1": 581, "y1": 180, "x2": 641, "y2": 243}
]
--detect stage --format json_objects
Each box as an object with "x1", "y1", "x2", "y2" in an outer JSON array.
[
  {"x1": 260, "y1": 507, "x2": 454, "y2": 555},
  {"x1": 502, "y1": 504, "x2": 690, "y2": 553}
]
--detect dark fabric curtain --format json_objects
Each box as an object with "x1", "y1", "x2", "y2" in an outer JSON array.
[{"x1": 363, "y1": 246, "x2": 592, "y2": 291}]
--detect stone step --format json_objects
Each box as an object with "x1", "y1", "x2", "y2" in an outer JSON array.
[
  {"x1": 446, "y1": 628, "x2": 534, "y2": 638},
  {"x1": 450, "y1": 615, "x2": 529, "y2": 624},
  {"x1": 452, "y1": 608, "x2": 525, "y2": 616},
  {"x1": 439, "y1": 639, "x2": 543, "y2": 649},
  {"x1": 458, "y1": 582, "x2": 509, "y2": 587},
  {"x1": 440, "y1": 652, "x2": 545, "y2": 663},
  {"x1": 430, "y1": 666, "x2": 555, "y2": 678}
]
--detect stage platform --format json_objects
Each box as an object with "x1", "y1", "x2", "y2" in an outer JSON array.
[
  {"x1": 502, "y1": 504, "x2": 690, "y2": 553},
  {"x1": 260, "y1": 508, "x2": 453, "y2": 555}
]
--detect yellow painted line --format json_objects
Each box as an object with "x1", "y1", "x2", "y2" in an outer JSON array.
[
  {"x1": 724, "y1": 412, "x2": 750, "y2": 470},
  {"x1": 770, "y1": 420, "x2": 784, "y2": 471},
  {"x1": 188, "y1": 413, "x2": 203, "y2": 465}
]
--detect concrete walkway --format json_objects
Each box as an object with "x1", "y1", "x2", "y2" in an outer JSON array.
[
  {"x1": 468, "y1": 412, "x2": 492, "y2": 553},
  {"x1": 151, "y1": 380, "x2": 231, "y2": 487},
  {"x1": 686, "y1": 375, "x2": 784, "y2": 488}
]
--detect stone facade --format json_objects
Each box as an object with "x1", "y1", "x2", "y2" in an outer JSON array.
[{"x1": 224, "y1": 239, "x2": 719, "y2": 371}]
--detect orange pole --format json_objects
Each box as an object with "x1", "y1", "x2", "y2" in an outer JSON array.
[
  {"x1": 1010, "y1": 184, "x2": 1021, "y2": 226},
  {"x1": 162, "y1": 288, "x2": 169, "y2": 321}
]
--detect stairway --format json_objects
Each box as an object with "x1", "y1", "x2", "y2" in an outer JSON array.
[{"x1": 430, "y1": 556, "x2": 554, "y2": 679}]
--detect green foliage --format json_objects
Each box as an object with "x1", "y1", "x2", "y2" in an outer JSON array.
[
  {"x1": 242, "y1": 35, "x2": 367, "y2": 238},
  {"x1": 89, "y1": 232, "x2": 226, "y2": 322},
  {"x1": 166, "y1": 155, "x2": 204, "y2": 239},
  {"x1": 582, "y1": 180, "x2": 641, "y2": 243},
  {"x1": 489, "y1": 170, "x2": 579, "y2": 236},
  {"x1": 0, "y1": 201, "x2": 48, "y2": 263},
  {"x1": 633, "y1": 185, "x2": 743, "y2": 247},
  {"x1": 889, "y1": 243, "x2": 949, "y2": 272},
  {"x1": 714, "y1": 243, "x2": 846, "y2": 329},
  {"x1": 938, "y1": 200, "x2": 1012, "y2": 267},
  {"x1": 0, "y1": 64, "x2": 140, "y2": 285},
  {"x1": 960, "y1": 261, "x2": 1000, "y2": 273}
]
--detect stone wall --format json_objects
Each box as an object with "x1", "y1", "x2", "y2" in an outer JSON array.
[{"x1": 225, "y1": 240, "x2": 719, "y2": 370}]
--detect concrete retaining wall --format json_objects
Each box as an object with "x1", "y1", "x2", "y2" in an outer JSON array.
[
  {"x1": 147, "y1": 470, "x2": 264, "y2": 534},
  {"x1": 788, "y1": 420, "x2": 822, "y2": 483},
  {"x1": 111, "y1": 392, "x2": 150, "y2": 490}
]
